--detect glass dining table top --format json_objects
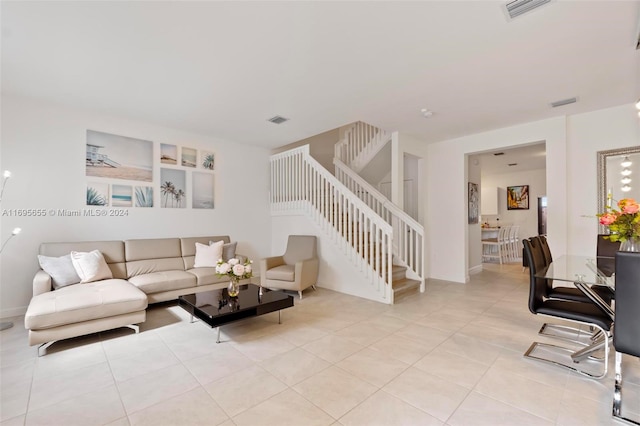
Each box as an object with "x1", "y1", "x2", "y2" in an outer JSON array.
[{"x1": 536, "y1": 255, "x2": 615, "y2": 288}]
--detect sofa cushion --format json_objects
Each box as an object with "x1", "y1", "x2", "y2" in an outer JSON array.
[
  {"x1": 193, "y1": 241, "x2": 223, "y2": 268},
  {"x1": 181, "y1": 236, "x2": 230, "y2": 269},
  {"x1": 127, "y1": 270, "x2": 196, "y2": 294},
  {"x1": 40, "y1": 241, "x2": 127, "y2": 279},
  {"x1": 25, "y1": 280, "x2": 147, "y2": 330},
  {"x1": 220, "y1": 241, "x2": 237, "y2": 261},
  {"x1": 265, "y1": 264, "x2": 295, "y2": 281},
  {"x1": 71, "y1": 250, "x2": 113, "y2": 283},
  {"x1": 186, "y1": 268, "x2": 228, "y2": 286},
  {"x1": 37, "y1": 254, "x2": 81, "y2": 290}
]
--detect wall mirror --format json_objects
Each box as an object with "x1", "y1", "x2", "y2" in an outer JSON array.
[{"x1": 597, "y1": 146, "x2": 640, "y2": 221}]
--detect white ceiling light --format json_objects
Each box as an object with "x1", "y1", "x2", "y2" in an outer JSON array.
[
  {"x1": 621, "y1": 177, "x2": 632, "y2": 185},
  {"x1": 621, "y1": 169, "x2": 632, "y2": 176},
  {"x1": 622, "y1": 185, "x2": 632, "y2": 192},
  {"x1": 621, "y1": 156, "x2": 632, "y2": 167}
]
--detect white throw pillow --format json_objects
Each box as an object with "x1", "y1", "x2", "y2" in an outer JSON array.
[
  {"x1": 38, "y1": 254, "x2": 82, "y2": 290},
  {"x1": 194, "y1": 240, "x2": 223, "y2": 268},
  {"x1": 70, "y1": 250, "x2": 113, "y2": 283},
  {"x1": 211, "y1": 240, "x2": 237, "y2": 261}
]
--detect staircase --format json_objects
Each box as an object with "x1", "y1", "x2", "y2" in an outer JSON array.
[{"x1": 269, "y1": 123, "x2": 425, "y2": 304}]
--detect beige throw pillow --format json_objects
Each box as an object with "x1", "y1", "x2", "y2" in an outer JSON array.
[
  {"x1": 70, "y1": 250, "x2": 113, "y2": 283},
  {"x1": 211, "y1": 240, "x2": 237, "y2": 261},
  {"x1": 38, "y1": 254, "x2": 82, "y2": 290},
  {"x1": 194, "y1": 240, "x2": 223, "y2": 268}
]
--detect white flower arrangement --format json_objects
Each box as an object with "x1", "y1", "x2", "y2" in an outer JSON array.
[{"x1": 215, "y1": 257, "x2": 253, "y2": 281}]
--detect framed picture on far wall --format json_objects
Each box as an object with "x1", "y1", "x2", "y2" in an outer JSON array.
[
  {"x1": 468, "y1": 182, "x2": 479, "y2": 224},
  {"x1": 507, "y1": 185, "x2": 529, "y2": 210}
]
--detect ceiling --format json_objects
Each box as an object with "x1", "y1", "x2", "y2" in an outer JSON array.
[
  {"x1": 2, "y1": 1, "x2": 639, "y2": 149},
  {"x1": 473, "y1": 142, "x2": 547, "y2": 176}
]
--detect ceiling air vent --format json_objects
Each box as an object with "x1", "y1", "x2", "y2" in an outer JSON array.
[
  {"x1": 508, "y1": 163, "x2": 518, "y2": 167},
  {"x1": 493, "y1": 152, "x2": 505, "y2": 156},
  {"x1": 505, "y1": 0, "x2": 551, "y2": 19},
  {"x1": 550, "y1": 97, "x2": 577, "y2": 108},
  {"x1": 267, "y1": 115, "x2": 289, "y2": 124}
]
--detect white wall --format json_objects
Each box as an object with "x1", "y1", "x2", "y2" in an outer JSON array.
[
  {"x1": 481, "y1": 168, "x2": 547, "y2": 241},
  {"x1": 467, "y1": 156, "x2": 482, "y2": 275},
  {"x1": 566, "y1": 104, "x2": 640, "y2": 256},
  {"x1": 0, "y1": 95, "x2": 272, "y2": 317},
  {"x1": 273, "y1": 128, "x2": 340, "y2": 173},
  {"x1": 427, "y1": 117, "x2": 567, "y2": 283},
  {"x1": 271, "y1": 214, "x2": 390, "y2": 303},
  {"x1": 426, "y1": 103, "x2": 639, "y2": 284}
]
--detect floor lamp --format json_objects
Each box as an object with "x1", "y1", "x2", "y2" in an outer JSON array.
[{"x1": 0, "y1": 171, "x2": 20, "y2": 331}]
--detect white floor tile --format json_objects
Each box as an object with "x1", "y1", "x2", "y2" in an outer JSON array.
[
  {"x1": 128, "y1": 387, "x2": 228, "y2": 426},
  {"x1": 232, "y1": 389, "x2": 334, "y2": 426},
  {"x1": 204, "y1": 365, "x2": 287, "y2": 417},
  {"x1": 338, "y1": 390, "x2": 442, "y2": 426},
  {"x1": 293, "y1": 366, "x2": 377, "y2": 419}
]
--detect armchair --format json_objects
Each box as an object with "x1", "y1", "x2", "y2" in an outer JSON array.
[{"x1": 260, "y1": 235, "x2": 319, "y2": 299}]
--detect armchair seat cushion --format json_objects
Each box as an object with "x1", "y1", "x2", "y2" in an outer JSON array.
[
  {"x1": 25, "y1": 279, "x2": 147, "y2": 330},
  {"x1": 265, "y1": 264, "x2": 295, "y2": 281}
]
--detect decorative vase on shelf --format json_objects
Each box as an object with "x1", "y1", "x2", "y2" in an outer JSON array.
[
  {"x1": 620, "y1": 238, "x2": 640, "y2": 252},
  {"x1": 228, "y1": 277, "x2": 240, "y2": 297}
]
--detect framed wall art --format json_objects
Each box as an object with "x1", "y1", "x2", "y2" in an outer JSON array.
[
  {"x1": 468, "y1": 182, "x2": 479, "y2": 224},
  {"x1": 507, "y1": 185, "x2": 529, "y2": 210}
]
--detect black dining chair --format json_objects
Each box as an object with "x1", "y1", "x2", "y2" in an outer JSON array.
[
  {"x1": 612, "y1": 251, "x2": 640, "y2": 425},
  {"x1": 522, "y1": 238, "x2": 614, "y2": 379},
  {"x1": 529, "y1": 236, "x2": 613, "y2": 305},
  {"x1": 595, "y1": 235, "x2": 620, "y2": 294}
]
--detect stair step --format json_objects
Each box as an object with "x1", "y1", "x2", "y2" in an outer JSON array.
[
  {"x1": 392, "y1": 278, "x2": 421, "y2": 296},
  {"x1": 392, "y1": 265, "x2": 406, "y2": 281}
]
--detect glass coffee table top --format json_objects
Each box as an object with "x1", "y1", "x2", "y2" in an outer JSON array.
[{"x1": 178, "y1": 284, "x2": 294, "y2": 342}]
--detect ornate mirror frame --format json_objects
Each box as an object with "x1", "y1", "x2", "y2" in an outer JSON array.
[{"x1": 597, "y1": 145, "x2": 640, "y2": 231}]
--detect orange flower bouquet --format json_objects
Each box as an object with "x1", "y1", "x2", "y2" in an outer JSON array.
[{"x1": 598, "y1": 198, "x2": 640, "y2": 249}]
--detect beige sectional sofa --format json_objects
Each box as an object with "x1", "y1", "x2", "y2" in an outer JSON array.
[{"x1": 25, "y1": 235, "x2": 241, "y2": 354}]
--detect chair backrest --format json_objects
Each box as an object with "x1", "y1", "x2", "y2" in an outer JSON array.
[
  {"x1": 498, "y1": 226, "x2": 509, "y2": 242},
  {"x1": 283, "y1": 235, "x2": 318, "y2": 265},
  {"x1": 523, "y1": 238, "x2": 548, "y2": 314},
  {"x1": 509, "y1": 225, "x2": 519, "y2": 241},
  {"x1": 614, "y1": 252, "x2": 640, "y2": 357},
  {"x1": 597, "y1": 234, "x2": 620, "y2": 257},
  {"x1": 538, "y1": 235, "x2": 552, "y2": 265}
]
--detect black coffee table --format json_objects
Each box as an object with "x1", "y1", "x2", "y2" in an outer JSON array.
[{"x1": 178, "y1": 284, "x2": 294, "y2": 343}]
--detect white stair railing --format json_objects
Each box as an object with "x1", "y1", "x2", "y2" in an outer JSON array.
[
  {"x1": 335, "y1": 122, "x2": 391, "y2": 172},
  {"x1": 270, "y1": 145, "x2": 394, "y2": 302},
  {"x1": 334, "y1": 158, "x2": 424, "y2": 289}
]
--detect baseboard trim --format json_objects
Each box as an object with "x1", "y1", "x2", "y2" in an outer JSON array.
[
  {"x1": 468, "y1": 264, "x2": 483, "y2": 276},
  {"x1": 1, "y1": 305, "x2": 28, "y2": 319}
]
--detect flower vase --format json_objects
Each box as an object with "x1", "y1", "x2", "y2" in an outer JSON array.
[
  {"x1": 620, "y1": 238, "x2": 640, "y2": 252},
  {"x1": 228, "y1": 278, "x2": 240, "y2": 297}
]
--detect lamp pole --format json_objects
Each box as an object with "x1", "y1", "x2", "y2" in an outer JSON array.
[{"x1": 1, "y1": 170, "x2": 20, "y2": 331}]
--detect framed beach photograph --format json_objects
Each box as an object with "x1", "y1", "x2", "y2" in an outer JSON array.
[
  {"x1": 86, "y1": 182, "x2": 109, "y2": 206},
  {"x1": 201, "y1": 150, "x2": 215, "y2": 170},
  {"x1": 468, "y1": 182, "x2": 479, "y2": 224},
  {"x1": 192, "y1": 172, "x2": 214, "y2": 209},
  {"x1": 507, "y1": 185, "x2": 529, "y2": 210},
  {"x1": 181, "y1": 147, "x2": 197, "y2": 168},
  {"x1": 86, "y1": 130, "x2": 153, "y2": 182},
  {"x1": 134, "y1": 186, "x2": 153, "y2": 207},
  {"x1": 160, "y1": 168, "x2": 186, "y2": 208},
  {"x1": 160, "y1": 143, "x2": 177, "y2": 165},
  {"x1": 111, "y1": 185, "x2": 133, "y2": 207}
]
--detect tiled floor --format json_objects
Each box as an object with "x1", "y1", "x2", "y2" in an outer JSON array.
[{"x1": 1, "y1": 263, "x2": 639, "y2": 425}]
